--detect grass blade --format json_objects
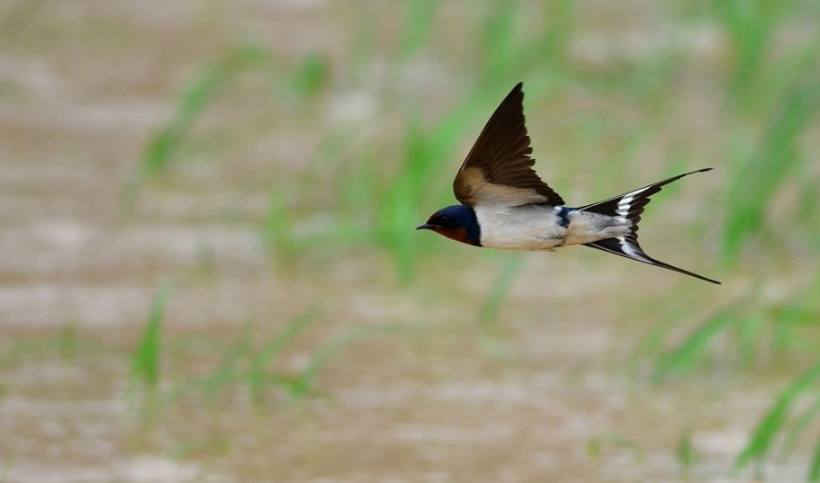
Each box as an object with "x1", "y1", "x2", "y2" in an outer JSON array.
[
  {"x1": 653, "y1": 313, "x2": 733, "y2": 382},
  {"x1": 735, "y1": 361, "x2": 820, "y2": 472},
  {"x1": 810, "y1": 436, "x2": 820, "y2": 482},
  {"x1": 779, "y1": 394, "x2": 820, "y2": 463},
  {"x1": 199, "y1": 326, "x2": 252, "y2": 404},
  {"x1": 722, "y1": 82, "x2": 820, "y2": 263},
  {"x1": 293, "y1": 324, "x2": 402, "y2": 398},
  {"x1": 677, "y1": 429, "x2": 696, "y2": 474},
  {"x1": 248, "y1": 309, "x2": 319, "y2": 402},
  {"x1": 124, "y1": 42, "x2": 273, "y2": 208},
  {"x1": 130, "y1": 283, "x2": 174, "y2": 393}
]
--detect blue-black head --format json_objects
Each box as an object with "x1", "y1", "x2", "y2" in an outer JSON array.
[{"x1": 416, "y1": 204, "x2": 481, "y2": 246}]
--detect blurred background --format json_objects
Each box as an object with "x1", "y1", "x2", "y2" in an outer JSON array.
[{"x1": 1, "y1": 0, "x2": 819, "y2": 481}]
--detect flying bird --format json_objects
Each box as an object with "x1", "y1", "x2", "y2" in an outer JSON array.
[{"x1": 417, "y1": 82, "x2": 720, "y2": 284}]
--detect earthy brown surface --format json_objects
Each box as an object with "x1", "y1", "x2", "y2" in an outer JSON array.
[{"x1": 1, "y1": 1, "x2": 816, "y2": 482}]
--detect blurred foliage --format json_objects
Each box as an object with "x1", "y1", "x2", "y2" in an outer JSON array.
[
  {"x1": 130, "y1": 283, "x2": 174, "y2": 396},
  {"x1": 0, "y1": 321, "x2": 94, "y2": 370},
  {"x1": 677, "y1": 429, "x2": 697, "y2": 475},
  {"x1": 126, "y1": 42, "x2": 277, "y2": 207},
  {"x1": 289, "y1": 52, "x2": 331, "y2": 99},
  {"x1": 722, "y1": 81, "x2": 820, "y2": 264},
  {"x1": 119, "y1": 0, "x2": 820, "y2": 479},
  {"x1": 734, "y1": 362, "x2": 820, "y2": 481},
  {"x1": 128, "y1": 1, "x2": 820, "y2": 279},
  {"x1": 162, "y1": 308, "x2": 404, "y2": 407}
]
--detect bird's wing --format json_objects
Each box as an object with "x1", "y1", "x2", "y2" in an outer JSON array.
[{"x1": 453, "y1": 82, "x2": 564, "y2": 207}]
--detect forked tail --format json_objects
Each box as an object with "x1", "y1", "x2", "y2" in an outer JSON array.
[{"x1": 578, "y1": 168, "x2": 721, "y2": 284}]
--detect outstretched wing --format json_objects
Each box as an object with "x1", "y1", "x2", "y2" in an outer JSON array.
[{"x1": 453, "y1": 82, "x2": 564, "y2": 207}]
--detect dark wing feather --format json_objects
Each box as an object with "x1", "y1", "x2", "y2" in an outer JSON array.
[{"x1": 453, "y1": 82, "x2": 564, "y2": 206}]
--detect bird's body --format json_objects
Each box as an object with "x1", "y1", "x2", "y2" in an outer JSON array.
[
  {"x1": 475, "y1": 204, "x2": 567, "y2": 250},
  {"x1": 418, "y1": 82, "x2": 720, "y2": 284},
  {"x1": 474, "y1": 204, "x2": 632, "y2": 250}
]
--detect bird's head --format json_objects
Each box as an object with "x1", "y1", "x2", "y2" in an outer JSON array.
[{"x1": 416, "y1": 204, "x2": 481, "y2": 246}]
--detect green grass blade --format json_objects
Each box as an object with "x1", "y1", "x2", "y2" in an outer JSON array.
[
  {"x1": 261, "y1": 189, "x2": 296, "y2": 262},
  {"x1": 124, "y1": 42, "x2": 274, "y2": 208},
  {"x1": 677, "y1": 429, "x2": 696, "y2": 473},
  {"x1": 722, "y1": 82, "x2": 820, "y2": 263},
  {"x1": 199, "y1": 326, "x2": 253, "y2": 404},
  {"x1": 293, "y1": 324, "x2": 402, "y2": 398},
  {"x1": 653, "y1": 313, "x2": 733, "y2": 382},
  {"x1": 778, "y1": 394, "x2": 820, "y2": 462},
  {"x1": 130, "y1": 283, "x2": 174, "y2": 392},
  {"x1": 735, "y1": 361, "x2": 820, "y2": 472},
  {"x1": 248, "y1": 309, "x2": 319, "y2": 402},
  {"x1": 810, "y1": 436, "x2": 820, "y2": 482},
  {"x1": 377, "y1": 113, "x2": 469, "y2": 281},
  {"x1": 254, "y1": 308, "x2": 320, "y2": 368}
]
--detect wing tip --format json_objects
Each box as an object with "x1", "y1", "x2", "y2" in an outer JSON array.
[{"x1": 509, "y1": 82, "x2": 524, "y2": 102}]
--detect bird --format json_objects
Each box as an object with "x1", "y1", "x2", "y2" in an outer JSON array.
[{"x1": 417, "y1": 82, "x2": 720, "y2": 284}]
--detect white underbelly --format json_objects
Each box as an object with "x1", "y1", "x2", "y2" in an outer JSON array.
[
  {"x1": 474, "y1": 205, "x2": 566, "y2": 250},
  {"x1": 474, "y1": 205, "x2": 633, "y2": 250}
]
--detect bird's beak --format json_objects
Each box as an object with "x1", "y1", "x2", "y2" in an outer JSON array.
[{"x1": 416, "y1": 223, "x2": 434, "y2": 231}]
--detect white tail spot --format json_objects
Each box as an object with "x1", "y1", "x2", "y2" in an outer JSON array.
[{"x1": 618, "y1": 237, "x2": 651, "y2": 263}]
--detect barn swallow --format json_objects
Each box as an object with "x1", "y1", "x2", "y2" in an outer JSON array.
[{"x1": 417, "y1": 82, "x2": 720, "y2": 284}]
